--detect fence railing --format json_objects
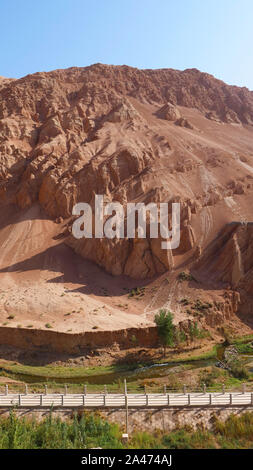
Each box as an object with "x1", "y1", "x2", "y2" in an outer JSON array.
[
  {"x1": 1, "y1": 389, "x2": 253, "y2": 409},
  {"x1": 1, "y1": 382, "x2": 250, "y2": 396}
]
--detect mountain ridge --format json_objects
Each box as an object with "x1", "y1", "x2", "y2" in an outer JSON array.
[{"x1": 0, "y1": 63, "x2": 253, "y2": 333}]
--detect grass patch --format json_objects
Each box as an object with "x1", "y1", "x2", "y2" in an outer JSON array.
[
  {"x1": 236, "y1": 343, "x2": 253, "y2": 354},
  {"x1": 232, "y1": 334, "x2": 253, "y2": 345},
  {"x1": 127, "y1": 287, "x2": 146, "y2": 298},
  {"x1": 0, "y1": 360, "x2": 139, "y2": 380}
]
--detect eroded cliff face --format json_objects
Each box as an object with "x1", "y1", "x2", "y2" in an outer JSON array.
[
  {"x1": 1, "y1": 64, "x2": 253, "y2": 281},
  {"x1": 194, "y1": 223, "x2": 253, "y2": 322}
]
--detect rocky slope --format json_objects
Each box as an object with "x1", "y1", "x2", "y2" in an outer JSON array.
[{"x1": 0, "y1": 64, "x2": 253, "y2": 332}]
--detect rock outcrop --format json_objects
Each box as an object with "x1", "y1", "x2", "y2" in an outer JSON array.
[
  {"x1": 156, "y1": 102, "x2": 181, "y2": 121},
  {"x1": 175, "y1": 117, "x2": 195, "y2": 129}
]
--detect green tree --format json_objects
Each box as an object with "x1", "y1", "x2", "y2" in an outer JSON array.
[{"x1": 154, "y1": 309, "x2": 175, "y2": 356}]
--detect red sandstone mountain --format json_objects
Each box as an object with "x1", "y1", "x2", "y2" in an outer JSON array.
[{"x1": 0, "y1": 64, "x2": 252, "y2": 334}]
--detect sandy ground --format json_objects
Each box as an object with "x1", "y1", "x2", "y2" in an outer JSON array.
[{"x1": 0, "y1": 205, "x2": 157, "y2": 332}]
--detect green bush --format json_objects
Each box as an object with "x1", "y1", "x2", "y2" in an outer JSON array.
[
  {"x1": 162, "y1": 428, "x2": 215, "y2": 449},
  {"x1": 0, "y1": 411, "x2": 122, "y2": 449},
  {"x1": 198, "y1": 367, "x2": 225, "y2": 388},
  {"x1": 229, "y1": 361, "x2": 250, "y2": 380}
]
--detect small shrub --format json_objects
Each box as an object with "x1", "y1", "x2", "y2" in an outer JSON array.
[
  {"x1": 130, "y1": 334, "x2": 138, "y2": 345},
  {"x1": 192, "y1": 299, "x2": 212, "y2": 314},
  {"x1": 178, "y1": 272, "x2": 194, "y2": 282},
  {"x1": 229, "y1": 361, "x2": 250, "y2": 380},
  {"x1": 180, "y1": 298, "x2": 190, "y2": 306},
  {"x1": 128, "y1": 287, "x2": 145, "y2": 298},
  {"x1": 198, "y1": 367, "x2": 224, "y2": 388}
]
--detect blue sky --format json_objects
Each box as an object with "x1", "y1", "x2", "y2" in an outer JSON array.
[{"x1": 0, "y1": 0, "x2": 252, "y2": 89}]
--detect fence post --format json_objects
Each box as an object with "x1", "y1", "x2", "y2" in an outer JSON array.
[
  {"x1": 45, "y1": 385, "x2": 48, "y2": 395},
  {"x1": 25, "y1": 384, "x2": 28, "y2": 395},
  {"x1": 40, "y1": 394, "x2": 43, "y2": 406},
  {"x1": 18, "y1": 394, "x2": 21, "y2": 406},
  {"x1": 83, "y1": 394, "x2": 85, "y2": 406},
  {"x1": 183, "y1": 384, "x2": 187, "y2": 395},
  {"x1": 209, "y1": 393, "x2": 212, "y2": 405},
  {"x1": 167, "y1": 394, "x2": 170, "y2": 406},
  {"x1": 64, "y1": 385, "x2": 67, "y2": 396},
  {"x1": 203, "y1": 383, "x2": 206, "y2": 394},
  {"x1": 251, "y1": 393, "x2": 253, "y2": 406},
  {"x1": 188, "y1": 394, "x2": 191, "y2": 405},
  {"x1": 61, "y1": 394, "x2": 64, "y2": 406},
  {"x1": 124, "y1": 379, "x2": 127, "y2": 397},
  {"x1": 146, "y1": 394, "x2": 149, "y2": 406},
  {"x1": 230, "y1": 393, "x2": 232, "y2": 405},
  {"x1": 125, "y1": 394, "x2": 128, "y2": 435},
  {"x1": 5, "y1": 385, "x2": 8, "y2": 395},
  {"x1": 242, "y1": 383, "x2": 246, "y2": 394},
  {"x1": 104, "y1": 393, "x2": 106, "y2": 406}
]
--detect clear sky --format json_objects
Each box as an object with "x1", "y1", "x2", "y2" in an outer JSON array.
[{"x1": 0, "y1": 0, "x2": 252, "y2": 89}]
